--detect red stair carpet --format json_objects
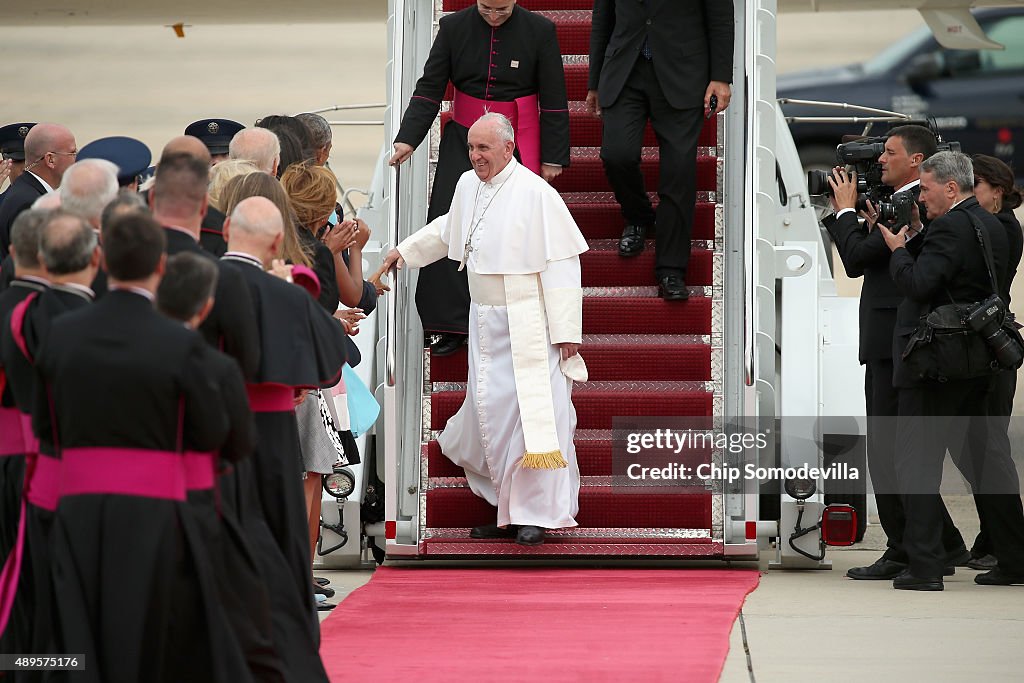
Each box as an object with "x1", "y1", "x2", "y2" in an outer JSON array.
[
  {"x1": 420, "y1": 0, "x2": 723, "y2": 555},
  {"x1": 320, "y1": 567, "x2": 759, "y2": 682}
]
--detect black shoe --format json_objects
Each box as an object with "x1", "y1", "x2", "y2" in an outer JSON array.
[
  {"x1": 516, "y1": 525, "x2": 545, "y2": 546},
  {"x1": 846, "y1": 558, "x2": 907, "y2": 580},
  {"x1": 315, "y1": 576, "x2": 330, "y2": 587},
  {"x1": 658, "y1": 275, "x2": 689, "y2": 301},
  {"x1": 893, "y1": 570, "x2": 943, "y2": 591},
  {"x1": 470, "y1": 523, "x2": 516, "y2": 539},
  {"x1": 974, "y1": 567, "x2": 1024, "y2": 586},
  {"x1": 618, "y1": 224, "x2": 648, "y2": 258},
  {"x1": 316, "y1": 602, "x2": 337, "y2": 611},
  {"x1": 431, "y1": 333, "x2": 466, "y2": 357},
  {"x1": 314, "y1": 584, "x2": 336, "y2": 598},
  {"x1": 967, "y1": 554, "x2": 999, "y2": 571}
]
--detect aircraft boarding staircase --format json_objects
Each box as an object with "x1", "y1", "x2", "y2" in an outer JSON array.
[{"x1": 378, "y1": 0, "x2": 804, "y2": 562}]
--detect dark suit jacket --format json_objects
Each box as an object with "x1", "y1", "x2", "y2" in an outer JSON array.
[
  {"x1": 996, "y1": 210, "x2": 1023, "y2": 305},
  {"x1": 163, "y1": 227, "x2": 261, "y2": 380},
  {"x1": 890, "y1": 197, "x2": 1009, "y2": 386},
  {"x1": 823, "y1": 210, "x2": 901, "y2": 362},
  {"x1": 0, "y1": 173, "x2": 47, "y2": 254},
  {"x1": 589, "y1": 0, "x2": 734, "y2": 110}
]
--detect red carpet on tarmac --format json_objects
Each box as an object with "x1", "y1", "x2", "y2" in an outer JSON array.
[{"x1": 319, "y1": 567, "x2": 759, "y2": 682}]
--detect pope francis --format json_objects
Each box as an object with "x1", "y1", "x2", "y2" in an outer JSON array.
[{"x1": 380, "y1": 113, "x2": 588, "y2": 546}]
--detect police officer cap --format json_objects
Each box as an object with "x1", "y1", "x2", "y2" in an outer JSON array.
[
  {"x1": 77, "y1": 136, "x2": 153, "y2": 187},
  {"x1": 184, "y1": 118, "x2": 244, "y2": 156},
  {"x1": 0, "y1": 122, "x2": 38, "y2": 161}
]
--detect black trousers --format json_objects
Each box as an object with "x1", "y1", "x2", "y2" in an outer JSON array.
[
  {"x1": 950, "y1": 370, "x2": 1020, "y2": 557},
  {"x1": 896, "y1": 376, "x2": 1024, "y2": 577},
  {"x1": 414, "y1": 121, "x2": 474, "y2": 336},
  {"x1": 600, "y1": 57, "x2": 705, "y2": 279},
  {"x1": 866, "y1": 359, "x2": 964, "y2": 563}
]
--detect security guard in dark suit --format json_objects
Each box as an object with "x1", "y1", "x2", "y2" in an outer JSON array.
[
  {"x1": 882, "y1": 150, "x2": 1024, "y2": 589},
  {"x1": 588, "y1": 0, "x2": 734, "y2": 300},
  {"x1": 823, "y1": 125, "x2": 971, "y2": 581}
]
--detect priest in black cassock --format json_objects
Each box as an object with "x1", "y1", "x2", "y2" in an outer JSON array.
[
  {"x1": 31, "y1": 211, "x2": 236, "y2": 682},
  {"x1": 0, "y1": 211, "x2": 97, "y2": 666},
  {"x1": 157, "y1": 252, "x2": 286, "y2": 683},
  {"x1": 389, "y1": 0, "x2": 570, "y2": 356},
  {"x1": 0, "y1": 209, "x2": 50, "y2": 656},
  {"x1": 220, "y1": 196, "x2": 349, "y2": 683}
]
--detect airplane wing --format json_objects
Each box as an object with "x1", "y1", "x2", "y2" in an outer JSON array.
[{"x1": 777, "y1": 1, "x2": 1024, "y2": 49}]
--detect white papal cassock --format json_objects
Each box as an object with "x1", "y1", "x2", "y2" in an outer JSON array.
[{"x1": 398, "y1": 158, "x2": 589, "y2": 529}]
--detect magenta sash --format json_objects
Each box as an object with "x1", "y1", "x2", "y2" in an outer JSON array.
[
  {"x1": 452, "y1": 89, "x2": 541, "y2": 174},
  {"x1": 61, "y1": 447, "x2": 187, "y2": 500},
  {"x1": 0, "y1": 407, "x2": 26, "y2": 456},
  {"x1": 246, "y1": 383, "x2": 295, "y2": 413},
  {"x1": 184, "y1": 451, "x2": 215, "y2": 491}
]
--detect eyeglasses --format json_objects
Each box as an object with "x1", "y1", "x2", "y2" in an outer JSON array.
[
  {"x1": 477, "y1": 3, "x2": 514, "y2": 17},
  {"x1": 49, "y1": 149, "x2": 78, "y2": 159}
]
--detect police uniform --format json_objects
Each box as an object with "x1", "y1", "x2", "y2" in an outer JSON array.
[
  {"x1": 220, "y1": 251, "x2": 349, "y2": 683},
  {"x1": 184, "y1": 119, "x2": 244, "y2": 256},
  {"x1": 394, "y1": 6, "x2": 570, "y2": 341},
  {"x1": 185, "y1": 118, "x2": 244, "y2": 161},
  {"x1": 0, "y1": 123, "x2": 43, "y2": 255},
  {"x1": 77, "y1": 135, "x2": 152, "y2": 189},
  {"x1": 0, "y1": 122, "x2": 35, "y2": 208}
]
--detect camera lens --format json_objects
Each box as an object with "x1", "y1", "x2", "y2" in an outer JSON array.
[{"x1": 807, "y1": 170, "x2": 832, "y2": 196}]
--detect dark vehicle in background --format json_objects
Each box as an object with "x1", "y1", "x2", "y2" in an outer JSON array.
[{"x1": 778, "y1": 7, "x2": 1024, "y2": 178}]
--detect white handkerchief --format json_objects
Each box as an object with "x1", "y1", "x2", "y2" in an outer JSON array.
[{"x1": 560, "y1": 354, "x2": 588, "y2": 383}]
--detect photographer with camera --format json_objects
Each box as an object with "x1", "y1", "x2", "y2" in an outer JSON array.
[
  {"x1": 822, "y1": 125, "x2": 973, "y2": 582},
  {"x1": 880, "y1": 151, "x2": 1024, "y2": 589}
]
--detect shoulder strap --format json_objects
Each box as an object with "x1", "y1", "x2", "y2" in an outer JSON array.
[{"x1": 958, "y1": 206, "x2": 1001, "y2": 298}]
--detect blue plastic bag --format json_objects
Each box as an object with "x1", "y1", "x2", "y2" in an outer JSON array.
[{"x1": 343, "y1": 363, "x2": 380, "y2": 437}]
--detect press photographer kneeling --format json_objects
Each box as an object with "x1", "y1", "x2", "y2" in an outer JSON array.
[{"x1": 880, "y1": 150, "x2": 1024, "y2": 590}]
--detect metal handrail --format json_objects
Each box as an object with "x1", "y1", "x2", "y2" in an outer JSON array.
[
  {"x1": 385, "y1": 166, "x2": 399, "y2": 388},
  {"x1": 304, "y1": 103, "x2": 387, "y2": 113},
  {"x1": 743, "y1": 0, "x2": 756, "y2": 388},
  {"x1": 776, "y1": 98, "x2": 913, "y2": 118}
]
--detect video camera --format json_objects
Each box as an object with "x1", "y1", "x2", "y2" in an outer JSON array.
[{"x1": 807, "y1": 123, "x2": 961, "y2": 231}]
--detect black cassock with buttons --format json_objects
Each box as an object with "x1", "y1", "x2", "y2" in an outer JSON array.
[{"x1": 394, "y1": 5, "x2": 570, "y2": 336}]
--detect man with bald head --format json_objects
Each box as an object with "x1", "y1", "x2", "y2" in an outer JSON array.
[
  {"x1": 229, "y1": 128, "x2": 281, "y2": 176},
  {"x1": 0, "y1": 124, "x2": 77, "y2": 254},
  {"x1": 218, "y1": 196, "x2": 345, "y2": 682},
  {"x1": 0, "y1": 211, "x2": 98, "y2": 655}
]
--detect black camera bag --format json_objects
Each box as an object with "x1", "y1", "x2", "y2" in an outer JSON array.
[{"x1": 900, "y1": 207, "x2": 1024, "y2": 383}]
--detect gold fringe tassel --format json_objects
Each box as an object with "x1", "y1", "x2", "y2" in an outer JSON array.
[{"x1": 521, "y1": 450, "x2": 568, "y2": 470}]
